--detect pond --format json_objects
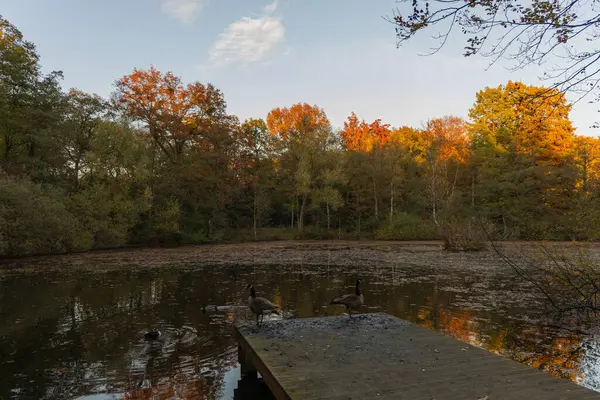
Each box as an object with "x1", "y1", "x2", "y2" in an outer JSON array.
[{"x1": 1, "y1": 241, "x2": 599, "y2": 399}]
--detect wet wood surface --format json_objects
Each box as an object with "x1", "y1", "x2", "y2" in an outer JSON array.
[{"x1": 234, "y1": 312, "x2": 600, "y2": 400}]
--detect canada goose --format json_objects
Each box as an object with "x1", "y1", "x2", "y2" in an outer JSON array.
[
  {"x1": 330, "y1": 278, "x2": 364, "y2": 318},
  {"x1": 144, "y1": 330, "x2": 161, "y2": 341},
  {"x1": 246, "y1": 284, "x2": 279, "y2": 326}
]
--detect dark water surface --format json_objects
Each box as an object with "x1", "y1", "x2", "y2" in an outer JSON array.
[{"x1": 1, "y1": 247, "x2": 600, "y2": 399}]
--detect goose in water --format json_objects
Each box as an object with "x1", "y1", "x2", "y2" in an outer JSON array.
[
  {"x1": 246, "y1": 284, "x2": 279, "y2": 326},
  {"x1": 144, "y1": 330, "x2": 162, "y2": 341},
  {"x1": 201, "y1": 304, "x2": 238, "y2": 314},
  {"x1": 330, "y1": 278, "x2": 364, "y2": 318}
]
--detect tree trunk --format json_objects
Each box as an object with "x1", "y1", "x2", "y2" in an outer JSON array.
[
  {"x1": 298, "y1": 194, "x2": 308, "y2": 231},
  {"x1": 583, "y1": 151, "x2": 589, "y2": 191},
  {"x1": 356, "y1": 192, "x2": 361, "y2": 234},
  {"x1": 74, "y1": 158, "x2": 80, "y2": 189},
  {"x1": 390, "y1": 180, "x2": 394, "y2": 224},
  {"x1": 147, "y1": 142, "x2": 158, "y2": 239},
  {"x1": 471, "y1": 173, "x2": 475, "y2": 208},
  {"x1": 3, "y1": 135, "x2": 11, "y2": 159},
  {"x1": 291, "y1": 199, "x2": 295, "y2": 229},
  {"x1": 253, "y1": 191, "x2": 258, "y2": 240},
  {"x1": 326, "y1": 201, "x2": 330, "y2": 230},
  {"x1": 373, "y1": 179, "x2": 378, "y2": 219}
]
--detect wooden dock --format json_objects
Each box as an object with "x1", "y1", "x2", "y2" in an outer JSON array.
[{"x1": 234, "y1": 312, "x2": 600, "y2": 400}]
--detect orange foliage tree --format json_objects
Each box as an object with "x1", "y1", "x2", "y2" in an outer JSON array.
[
  {"x1": 340, "y1": 112, "x2": 391, "y2": 152},
  {"x1": 339, "y1": 112, "x2": 392, "y2": 220},
  {"x1": 266, "y1": 103, "x2": 330, "y2": 143},
  {"x1": 115, "y1": 66, "x2": 241, "y2": 239},
  {"x1": 424, "y1": 116, "x2": 469, "y2": 164},
  {"x1": 421, "y1": 116, "x2": 469, "y2": 244},
  {"x1": 115, "y1": 66, "x2": 235, "y2": 163}
]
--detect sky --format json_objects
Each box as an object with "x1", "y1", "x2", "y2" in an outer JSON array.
[{"x1": 2, "y1": 0, "x2": 599, "y2": 134}]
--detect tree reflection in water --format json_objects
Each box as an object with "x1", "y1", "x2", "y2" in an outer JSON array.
[{"x1": 1, "y1": 256, "x2": 600, "y2": 399}]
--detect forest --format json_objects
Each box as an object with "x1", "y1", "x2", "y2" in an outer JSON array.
[{"x1": 2, "y1": 14, "x2": 600, "y2": 258}]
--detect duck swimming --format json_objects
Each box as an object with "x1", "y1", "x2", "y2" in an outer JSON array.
[{"x1": 144, "y1": 330, "x2": 162, "y2": 341}]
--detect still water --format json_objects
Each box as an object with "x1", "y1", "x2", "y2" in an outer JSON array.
[{"x1": 1, "y1": 246, "x2": 600, "y2": 399}]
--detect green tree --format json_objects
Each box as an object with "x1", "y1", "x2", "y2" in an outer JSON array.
[
  {"x1": 59, "y1": 89, "x2": 107, "y2": 188},
  {"x1": 0, "y1": 16, "x2": 64, "y2": 178},
  {"x1": 240, "y1": 118, "x2": 275, "y2": 239}
]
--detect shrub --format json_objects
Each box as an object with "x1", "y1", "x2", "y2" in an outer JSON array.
[
  {"x1": 439, "y1": 217, "x2": 494, "y2": 252},
  {"x1": 375, "y1": 212, "x2": 437, "y2": 240},
  {"x1": 0, "y1": 174, "x2": 92, "y2": 257}
]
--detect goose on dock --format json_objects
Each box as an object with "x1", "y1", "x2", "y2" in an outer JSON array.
[
  {"x1": 330, "y1": 278, "x2": 363, "y2": 318},
  {"x1": 246, "y1": 284, "x2": 279, "y2": 326}
]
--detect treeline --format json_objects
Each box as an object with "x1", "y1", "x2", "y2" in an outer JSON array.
[{"x1": 2, "y1": 16, "x2": 600, "y2": 257}]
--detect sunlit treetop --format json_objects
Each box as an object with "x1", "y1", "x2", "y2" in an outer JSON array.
[
  {"x1": 424, "y1": 116, "x2": 469, "y2": 164},
  {"x1": 115, "y1": 66, "x2": 227, "y2": 127},
  {"x1": 468, "y1": 81, "x2": 574, "y2": 158},
  {"x1": 114, "y1": 66, "x2": 236, "y2": 161},
  {"x1": 340, "y1": 112, "x2": 391, "y2": 152},
  {"x1": 266, "y1": 103, "x2": 330, "y2": 141}
]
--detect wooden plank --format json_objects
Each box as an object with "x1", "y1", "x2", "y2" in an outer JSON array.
[{"x1": 234, "y1": 313, "x2": 600, "y2": 400}]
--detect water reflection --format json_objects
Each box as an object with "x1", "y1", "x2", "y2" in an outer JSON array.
[{"x1": 0, "y1": 260, "x2": 599, "y2": 399}]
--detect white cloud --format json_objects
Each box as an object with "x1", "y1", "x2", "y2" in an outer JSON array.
[
  {"x1": 207, "y1": 2, "x2": 285, "y2": 68},
  {"x1": 161, "y1": 0, "x2": 204, "y2": 24},
  {"x1": 263, "y1": 1, "x2": 278, "y2": 14}
]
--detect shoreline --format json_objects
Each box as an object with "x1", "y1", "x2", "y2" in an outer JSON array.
[{"x1": 1, "y1": 239, "x2": 595, "y2": 272}]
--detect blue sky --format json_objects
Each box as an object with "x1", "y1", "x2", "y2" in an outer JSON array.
[{"x1": 2, "y1": 0, "x2": 599, "y2": 134}]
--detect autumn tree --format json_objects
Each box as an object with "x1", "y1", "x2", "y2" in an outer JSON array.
[
  {"x1": 115, "y1": 67, "x2": 241, "y2": 241},
  {"x1": 571, "y1": 136, "x2": 600, "y2": 239},
  {"x1": 469, "y1": 81, "x2": 577, "y2": 238},
  {"x1": 421, "y1": 117, "x2": 469, "y2": 231},
  {"x1": 114, "y1": 66, "x2": 232, "y2": 163},
  {"x1": 386, "y1": 126, "x2": 425, "y2": 221},
  {"x1": 267, "y1": 103, "x2": 335, "y2": 230},
  {"x1": 340, "y1": 113, "x2": 391, "y2": 222},
  {"x1": 573, "y1": 136, "x2": 600, "y2": 193},
  {"x1": 340, "y1": 112, "x2": 390, "y2": 152}
]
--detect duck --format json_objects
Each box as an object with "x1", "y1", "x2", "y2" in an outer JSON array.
[
  {"x1": 144, "y1": 329, "x2": 162, "y2": 341},
  {"x1": 246, "y1": 284, "x2": 279, "y2": 326},
  {"x1": 330, "y1": 278, "x2": 364, "y2": 318}
]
